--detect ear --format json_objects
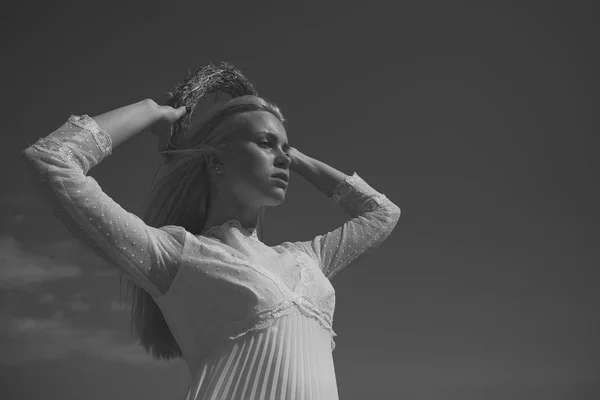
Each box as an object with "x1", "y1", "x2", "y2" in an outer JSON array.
[{"x1": 206, "y1": 153, "x2": 225, "y2": 172}]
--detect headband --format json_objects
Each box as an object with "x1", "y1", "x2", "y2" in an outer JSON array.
[{"x1": 164, "y1": 62, "x2": 258, "y2": 153}]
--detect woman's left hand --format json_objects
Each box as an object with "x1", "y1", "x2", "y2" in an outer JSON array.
[
  {"x1": 149, "y1": 92, "x2": 189, "y2": 152},
  {"x1": 288, "y1": 147, "x2": 303, "y2": 171}
]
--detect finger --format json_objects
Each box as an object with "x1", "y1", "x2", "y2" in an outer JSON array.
[{"x1": 174, "y1": 105, "x2": 190, "y2": 121}]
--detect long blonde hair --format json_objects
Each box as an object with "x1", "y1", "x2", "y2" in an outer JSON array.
[{"x1": 119, "y1": 97, "x2": 286, "y2": 360}]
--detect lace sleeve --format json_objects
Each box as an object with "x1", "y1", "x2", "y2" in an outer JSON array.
[
  {"x1": 291, "y1": 173, "x2": 401, "y2": 280},
  {"x1": 21, "y1": 115, "x2": 186, "y2": 297}
]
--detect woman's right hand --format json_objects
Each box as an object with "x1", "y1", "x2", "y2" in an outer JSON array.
[{"x1": 147, "y1": 92, "x2": 189, "y2": 153}]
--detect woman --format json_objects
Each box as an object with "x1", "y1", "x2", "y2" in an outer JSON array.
[{"x1": 22, "y1": 63, "x2": 401, "y2": 399}]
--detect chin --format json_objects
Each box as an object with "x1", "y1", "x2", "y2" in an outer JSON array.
[{"x1": 264, "y1": 190, "x2": 286, "y2": 207}]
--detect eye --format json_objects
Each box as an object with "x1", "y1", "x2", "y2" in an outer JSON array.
[{"x1": 258, "y1": 140, "x2": 290, "y2": 157}]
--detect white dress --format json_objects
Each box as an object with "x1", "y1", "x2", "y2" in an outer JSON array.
[{"x1": 22, "y1": 115, "x2": 401, "y2": 399}]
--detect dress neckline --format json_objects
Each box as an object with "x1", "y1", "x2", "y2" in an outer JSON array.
[{"x1": 201, "y1": 219, "x2": 258, "y2": 239}]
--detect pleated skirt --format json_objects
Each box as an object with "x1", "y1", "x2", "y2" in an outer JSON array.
[{"x1": 184, "y1": 309, "x2": 339, "y2": 400}]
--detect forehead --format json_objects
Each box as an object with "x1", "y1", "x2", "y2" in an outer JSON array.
[{"x1": 232, "y1": 111, "x2": 287, "y2": 141}]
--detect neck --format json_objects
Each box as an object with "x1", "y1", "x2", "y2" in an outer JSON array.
[{"x1": 203, "y1": 193, "x2": 260, "y2": 233}]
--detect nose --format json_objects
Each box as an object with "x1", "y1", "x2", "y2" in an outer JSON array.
[{"x1": 275, "y1": 149, "x2": 291, "y2": 169}]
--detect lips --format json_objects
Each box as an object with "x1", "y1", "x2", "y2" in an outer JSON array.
[{"x1": 271, "y1": 172, "x2": 289, "y2": 183}]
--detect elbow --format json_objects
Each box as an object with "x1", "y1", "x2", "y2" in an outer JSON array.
[
  {"x1": 381, "y1": 196, "x2": 401, "y2": 220},
  {"x1": 22, "y1": 145, "x2": 34, "y2": 161},
  {"x1": 372, "y1": 196, "x2": 401, "y2": 226},
  {"x1": 22, "y1": 144, "x2": 44, "y2": 167},
  {"x1": 21, "y1": 147, "x2": 37, "y2": 171},
  {"x1": 393, "y1": 203, "x2": 401, "y2": 219},
  {"x1": 386, "y1": 202, "x2": 401, "y2": 229},
  {"x1": 390, "y1": 204, "x2": 401, "y2": 227},
  {"x1": 21, "y1": 146, "x2": 49, "y2": 183}
]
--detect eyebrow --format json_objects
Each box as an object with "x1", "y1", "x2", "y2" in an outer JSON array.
[{"x1": 257, "y1": 131, "x2": 290, "y2": 151}]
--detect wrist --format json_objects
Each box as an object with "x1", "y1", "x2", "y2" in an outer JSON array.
[
  {"x1": 139, "y1": 99, "x2": 163, "y2": 124},
  {"x1": 289, "y1": 149, "x2": 347, "y2": 197},
  {"x1": 290, "y1": 148, "x2": 310, "y2": 173}
]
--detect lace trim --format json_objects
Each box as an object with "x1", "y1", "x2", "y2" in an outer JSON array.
[
  {"x1": 227, "y1": 299, "x2": 337, "y2": 351},
  {"x1": 294, "y1": 299, "x2": 337, "y2": 351},
  {"x1": 332, "y1": 172, "x2": 360, "y2": 203},
  {"x1": 358, "y1": 193, "x2": 390, "y2": 213},
  {"x1": 202, "y1": 219, "x2": 257, "y2": 238},
  {"x1": 296, "y1": 297, "x2": 333, "y2": 328},
  {"x1": 32, "y1": 138, "x2": 84, "y2": 171},
  {"x1": 290, "y1": 250, "x2": 315, "y2": 295},
  {"x1": 68, "y1": 114, "x2": 112, "y2": 157}
]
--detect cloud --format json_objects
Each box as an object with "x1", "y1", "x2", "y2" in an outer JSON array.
[
  {"x1": 0, "y1": 236, "x2": 160, "y2": 367},
  {"x1": 67, "y1": 299, "x2": 92, "y2": 312},
  {"x1": 0, "y1": 191, "x2": 43, "y2": 227},
  {"x1": 110, "y1": 300, "x2": 131, "y2": 313},
  {"x1": 1, "y1": 311, "x2": 157, "y2": 366},
  {"x1": 0, "y1": 236, "x2": 81, "y2": 289},
  {"x1": 40, "y1": 293, "x2": 56, "y2": 304},
  {"x1": 65, "y1": 291, "x2": 93, "y2": 312}
]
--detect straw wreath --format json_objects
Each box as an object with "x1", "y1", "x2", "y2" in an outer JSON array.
[{"x1": 165, "y1": 62, "x2": 258, "y2": 152}]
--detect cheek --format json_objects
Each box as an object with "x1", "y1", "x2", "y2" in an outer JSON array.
[{"x1": 229, "y1": 148, "x2": 271, "y2": 181}]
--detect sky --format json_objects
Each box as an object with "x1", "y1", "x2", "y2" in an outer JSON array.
[{"x1": 1, "y1": 0, "x2": 598, "y2": 399}]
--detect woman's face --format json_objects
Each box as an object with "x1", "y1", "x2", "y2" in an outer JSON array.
[{"x1": 215, "y1": 110, "x2": 291, "y2": 209}]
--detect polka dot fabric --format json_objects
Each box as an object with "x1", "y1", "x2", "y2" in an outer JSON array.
[{"x1": 22, "y1": 115, "x2": 401, "y2": 399}]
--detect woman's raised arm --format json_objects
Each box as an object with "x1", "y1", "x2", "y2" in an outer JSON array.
[
  {"x1": 93, "y1": 98, "x2": 187, "y2": 149},
  {"x1": 287, "y1": 149, "x2": 401, "y2": 279},
  {"x1": 21, "y1": 100, "x2": 188, "y2": 297}
]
